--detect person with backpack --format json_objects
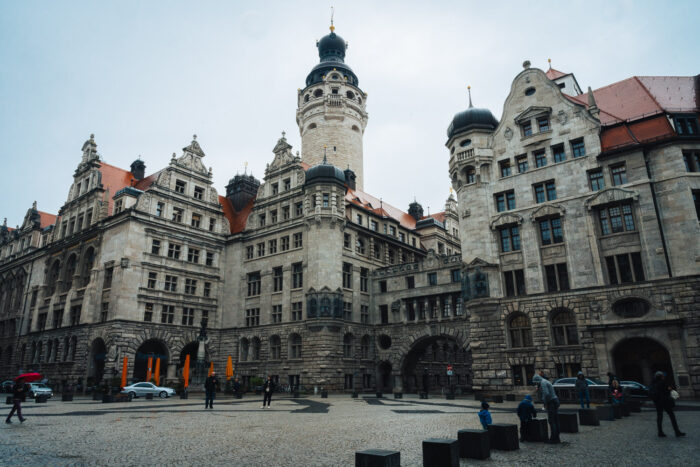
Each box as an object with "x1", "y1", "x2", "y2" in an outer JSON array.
[
  {"x1": 516, "y1": 394, "x2": 537, "y2": 442},
  {"x1": 650, "y1": 371, "x2": 685, "y2": 438}
]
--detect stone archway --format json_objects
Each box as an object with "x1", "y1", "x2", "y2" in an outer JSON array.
[
  {"x1": 133, "y1": 339, "x2": 169, "y2": 382},
  {"x1": 613, "y1": 337, "x2": 673, "y2": 386},
  {"x1": 87, "y1": 338, "x2": 107, "y2": 385},
  {"x1": 399, "y1": 335, "x2": 471, "y2": 394}
]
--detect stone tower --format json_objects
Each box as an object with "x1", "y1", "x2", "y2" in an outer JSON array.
[{"x1": 296, "y1": 22, "x2": 368, "y2": 191}]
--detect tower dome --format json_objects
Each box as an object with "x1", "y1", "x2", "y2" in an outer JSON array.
[
  {"x1": 305, "y1": 157, "x2": 346, "y2": 187},
  {"x1": 446, "y1": 87, "x2": 499, "y2": 139},
  {"x1": 318, "y1": 31, "x2": 346, "y2": 61},
  {"x1": 305, "y1": 25, "x2": 359, "y2": 88}
]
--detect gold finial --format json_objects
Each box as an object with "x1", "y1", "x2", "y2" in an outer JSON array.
[
  {"x1": 467, "y1": 85, "x2": 473, "y2": 108},
  {"x1": 330, "y1": 6, "x2": 335, "y2": 32},
  {"x1": 548, "y1": 58, "x2": 552, "y2": 69},
  {"x1": 449, "y1": 187, "x2": 453, "y2": 194}
]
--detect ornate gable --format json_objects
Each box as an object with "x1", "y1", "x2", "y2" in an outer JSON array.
[
  {"x1": 267, "y1": 132, "x2": 298, "y2": 173},
  {"x1": 490, "y1": 212, "x2": 523, "y2": 230},
  {"x1": 530, "y1": 203, "x2": 566, "y2": 221},
  {"x1": 514, "y1": 106, "x2": 552, "y2": 124},
  {"x1": 585, "y1": 187, "x2": 638, "y2": 210}
]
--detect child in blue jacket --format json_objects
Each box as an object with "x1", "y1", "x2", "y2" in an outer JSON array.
[
  {"x1": 516, "y1": 394, "x2": 537, "y2": 441},
  {"x1": 478, "y1": 401, "x2": 492, "y2": 430}
]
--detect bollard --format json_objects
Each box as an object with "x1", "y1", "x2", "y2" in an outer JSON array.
[
  {"x1": 558, "y1": 412, "x2": 579, "y2": 433},
  {"x1": 621, "y1": 402, "x2": 630, "y2": 417},
  {"x1": 352, "y1": 391, "x2": 359, "y2": 398},
  {"x1": 321, "y1": 390, "x2": 328, "y2": 398},
  {"x1": 61, "y1": 394, "x2": 74, "y2": 402},
  {"x1": 102, "y1": 394, "x2": 114, "y2": 403},
  {"x1": 628, "y1": 400, "x2": 641, "y2": 412},
  {"x1": 394, "y1": 393, "x2": 403, "y2": 399},
  {"x1": 92, "y1": 392, "x2": 102, "y2": 401},
  {"x1": 596, "y1": 405, "x2": 615, "y2": 421},
  {"x1": 35, "y1": 395, "x2": 48, "y2": 403},
  {"x1": 457, "y1": 429, "x2": 490, "y2": 460},
  {"x1": 445, "y1": 392, "x2": 455, "y2": 400},
  {"x1": 525, "y1": 418, "x2": 548, "y2": 442},
  {"x1": 492, "y1": 395, "x2": 504, "y2": 403},
  {"x1": 355, "y1": 449, "x2": 401, "y2": 467},
  {"x1": 422, "y1": 438, "x2": 459, "y2": 467},
  {"x1": 487, "y1": 424, "x2": 519, "y2": 451},
  {"x1": 579, "y1": 408, "x2": 600, "y2": 426},
  {"x1": 376, "y1": 392, "x2": 383, "y2": 399}
]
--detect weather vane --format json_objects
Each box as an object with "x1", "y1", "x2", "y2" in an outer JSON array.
[{"x1": 330, "y1": 6, "x2": 335, "y2": 32}]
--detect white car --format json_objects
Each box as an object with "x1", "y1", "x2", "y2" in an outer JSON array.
[
  {"x1": 121, "y1": 382, "x2": 175, "y2": 399},
  {"x1": 27, "y1": 383, "x2": 54, "y2": 399}
]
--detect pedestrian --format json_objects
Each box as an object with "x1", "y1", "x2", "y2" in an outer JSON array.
[
  {"x1": 650, "y1": 371, "x2": 685, "y2": 438},
  {"x1": 533, "y1": 373, "x2": 560, "y2": 443},
  {"x1": 204, "y1": 371, "x2": 218, "y2": 409},
  {"x1": 575, "y1": 371, "x2": 590, "y2": 409},
  {"x1": 516, "y1": 394, "x2": 537, "y2": 442},
  {"x1": 233, "y1": 377, "x2": 241, "y2": 398},
  {"x1": 607, "y1": 371, "x2": 618, "y2": 403},
  {"x1": 261, "y1": 376, "x2": 274, "y2": 409},
  {"x1": 478, "y1": 401, "x2": 492, "y2": 430},
  {"x1": 6, "y1": 378, "x2": 27, "y2": 424},
  {"x1": 611, "y1": 379, "x2": 623, "y2": 405}
]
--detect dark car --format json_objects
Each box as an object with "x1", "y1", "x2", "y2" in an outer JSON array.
[
  {"x1": 1, "y1": 380, "x2": 14, "y2": 393},
  {"x1": 620, "y1": 380, "x2": 649, "y2": 399}
]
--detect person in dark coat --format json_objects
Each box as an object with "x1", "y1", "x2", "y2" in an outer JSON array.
[
  {"x1": 232, "y1": 377, "x2": 241, "y2": 397},
  {"x1": 204, "y1": 371, "x2": 219, "y2": 409},
  {"x1": 650, "y1": 371, "x2": 685, "y2": 437},
  {"x1": 516, "y1": 394, "x2": 537, "y2": 441},
  {"x1": 261, "y1": 376, "x2": 274, "y2": 409},
  {"x1": 478, "y1": 401, "x2": 492, "y2": 430},
  {"x1": 6, "y1": 378, "x2": 27, "y2": 424},
  {"x1": 575, "y1": 371, "x2": 590, "y2": 409},
  {"x1": 533, "y1": 373, "x2": 560, "y2": 443}
]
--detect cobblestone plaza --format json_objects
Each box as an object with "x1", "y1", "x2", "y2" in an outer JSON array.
[{"x1": 1, "y1": 395, "x2": 696, "y2": 466}]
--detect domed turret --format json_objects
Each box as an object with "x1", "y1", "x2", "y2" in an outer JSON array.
[
  {"x1": 305, "y1": 24, "x2": 359, "y2": 87},
  {"x1": 305, "y1": 156, "x2": 346, "y2": 187},
  {"x1": 447, "y1": 87, "x2": 499, "y2": 139},
  {"x1": 318, "y1": 30, "x2": 346, "y2": 62}
]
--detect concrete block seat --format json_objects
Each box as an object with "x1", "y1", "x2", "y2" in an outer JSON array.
[
  {"x1": 355, "y1": 449, "x2": 401, "y2": 467},
  {"x1": 457, "y1": 429, "x2": 490, "y2": 460},
  {"x1": 579, "y1": 408, "x2": 600, "y2": 426},
  {"x1": 558, "y1": 412, "x2": 579, "y2": 433},
  {"x1": 487, "y1": 424, "x2": 519, "y2": 451},
  {"x1": 596, "y1": 404, "x2": 615, "y2": 421},
  {"x1": 422, "y1": 438, "x2": 459, "y2": 467},
  {"x1": 525, "y1": 418, "x2": 548, "y2": 442}
]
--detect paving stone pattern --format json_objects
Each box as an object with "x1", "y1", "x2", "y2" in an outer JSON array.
[{"x1": 0, "y1": 396, "x2": 696, "y2": 466}]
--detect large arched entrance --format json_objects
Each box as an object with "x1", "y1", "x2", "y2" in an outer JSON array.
[
  {"x1": 613, "y1": 337, "x2": 674, "y2": 386},
  {"x1": 401, "y1": 336, "x2": 471, "y2": 394},
  {"x1": 87, "y1": 338, "x2": 107, "y2": 385},
  {"x1": 133, "y1": 339, "x2": 169, "y2": 382}
]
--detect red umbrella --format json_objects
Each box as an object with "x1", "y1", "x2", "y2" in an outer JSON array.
[{"x1": 15, "y1": 372, "x2": 41, "y2": 383}]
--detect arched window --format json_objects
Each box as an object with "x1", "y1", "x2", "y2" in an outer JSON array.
[
  {"x1": 289, "y1": 333, "x2": 302, "y2": 359},
  {"x1": 508, "y1": 313, "x2": 533, "y2": 348},
  {"x1": 304, "y1": 94, "x2": 310, "y2": 103},
  {"x1": 551, "y1": 309, "x2": 579, "y2": 346},
  {"x1": 251, "y1": 337, "x2": 261, "y2": 361},
  {"x1": 5, "y1": 346, "x2": 11, "y2": 365},
  {"x1": 343, "y1": 333, "x2": 354, "y2": 358},
  {"x1": 361, "y1": 335, "x2": 370, "y2": 359},
  {"x1": 346, "y1": 91, "x2": 355, "y2": 99},
  {"x1": 313, "y1": 89, "x2": 323, "y2": 98},
  {"x1": 31, "y1": 341, "x2": 37, "y2": 363},
  {"x1": 356, "y1": 238, "x2": 365, "y2": 255},
  {"x1": 307, "y1": 123, "x2": 317, "y2": 131},
  {"x1": 37, "y1": 341, "x2": 44, "y2": 363},
  {"x1": 240, "y1": 338, "x2": 249, "y2": 362},
  {"x1": 46, "y1": 340, "x2": 53, "y2": 363},
  {"x1": 269, "y1": 335, "x2": 281, "y2": 360},
  {"x1": 63, "y1": 254, "x2": 78, "y2": 292},
  {"x1": 53, "y1": 338, "x2": 59, "y2": 362},
  {"x1": 47, "y1": 260, "x2": 61, "y2": 295},
  {"x1": 80, "y1": 248, "x2": 95, "y2": 287}
]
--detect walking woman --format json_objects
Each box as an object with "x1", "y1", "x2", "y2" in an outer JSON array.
[
  {"x1": 650, "y1": 371, "x2": 685, "y2": 438},
  {"x1": 575, "y1": 371, "x2": 590, "y2": 409},
  {"x1": 5, "y1": 378, "x2": 27, "y2": 424},
  {"x1": 261, "y1": 376, "x2": 274, "y2": 409}
]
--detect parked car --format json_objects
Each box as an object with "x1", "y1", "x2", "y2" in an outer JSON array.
[
  {"x1": 620, "y1": 380, "x2": 649, "y2": 399},
  {"x1": 553, "y1": 377, "x2": 607, "y2": 388},
  {"x1": 27, "y1": 383, "x2": 54, "y2": 399},
  {"x1": 121, "y1": 382, "x2": 176, "y2": 399},
  {"x1": 1, "y1": 380, "x2": 14, "y2": 393}
]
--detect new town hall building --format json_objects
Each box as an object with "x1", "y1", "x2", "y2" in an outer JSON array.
[{"x1": 1, "y1": 25, "x2": 699, "y2": 397}]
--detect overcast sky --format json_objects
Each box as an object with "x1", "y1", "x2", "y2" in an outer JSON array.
[{"x1": 1, "y1": 0, "x2": 698, "y2": 227}]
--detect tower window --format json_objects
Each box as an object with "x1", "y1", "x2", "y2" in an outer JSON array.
[
  {"x1": 314, "y1": 89, "x2": 323, "y2": 98},
  {"x1": 332, "y1": 88, "x2": 338, "y2": 94}
]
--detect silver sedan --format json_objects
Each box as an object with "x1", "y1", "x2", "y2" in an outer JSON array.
[{"x1": 121, "y1": 382, "x2": 176, "y2": 399}]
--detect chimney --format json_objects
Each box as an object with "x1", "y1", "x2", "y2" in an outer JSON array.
[{"x1": 130, "y1": 159, "x2": 146, "y2": 181}]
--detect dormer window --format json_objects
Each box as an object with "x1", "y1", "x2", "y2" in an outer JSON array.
[
  {"x1": 537, "y1": 116, "x2": 550, "y2": 132},
  {"x1": 522, "y1": 121, "x2": 533, "y2": 137},
  {"x1": 114, "y1": 200, "x2": 123, "y2": 215},
  {"x1": 674, "y1": 114, "x2": 698, "y2": 135},
  {"x1": 175, "y1": 180, "x2": 186, "y2": 194}
]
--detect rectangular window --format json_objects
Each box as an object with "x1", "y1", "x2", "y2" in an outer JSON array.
[
  {"x1": 406, "y1": 276, "x2": 415, "y2": 289},
  {"x1": 495, "y1": 190, "x2": 515, "y2": 212},
  {"x1": 552, "y1": 144, "x2": 566, "y2": 163},
  {"x1": 187, "y1": 248, "x2": 199, "y2": 263},
  {"x1": 516, "y1": 154, "x2": 528, "y2": 173},
  {"x1": 203, "y1": 281, "x2": 211, "y2": 297},
  {"x1": 380, "y1": 305, "x2": 389, "y2": 324},
  {"x1": 247, "y1": 272, "x2": 261, "y2": 296},
  {"x1": 156, "y1": 202, "x2": 164, "y2": 217},
  {"x1": 588, "y1": 169, "x2": 604, "y2": 191},
  {"x1": 498, "y1": 225, "x2": 521, "y2": 252},
  {"x1": 599, "y1": 204, "x2": 635, "y2": 235},
  {"x1": 522, "y1": 121, "x2": 532, "y2": 136},
  {"x1": 194, "y1": 186, "x2": 204, "y2": 200},
  {"x1": 322, "y1": 193, "x2": 330, "y2": 207},
  {"x1": 175, "y1": 180, "x2": 186, "y2": 194},
  {"x1": 291, "y1": 302, "x2": 303, "y2": 321},
  {"x1": 693, "y1": 190, "x2": 700, "y2": 220},
  {"x1": 343, "y1": 301, "x2": 352, "y2": 320},
  {"x1": 344, "y1": 233, "x2": 351, "y2": 249},
  {"x1": 103, "y1": 266, "x2": 113, "y2": 289},
  {"x1": 537, "y1": 116, "x2": 550, "y2": 132},
  {"x1": 270, "y1": 210, "x2": 277, "y2": 223},
  {"x1": 293, "y1": 232, "x2": 303, "y2": 248},
  {"x1": 272, "y1": 183, "x2": 279, "y2": 195},
  {"x1": 272, "y1": 304, "x2": 282, "y2": 323},
  {"x1": 356, "y1": 214, "x2": 363, "y2": 225},
  {"x1": 281, "y1": 236, "x2": 290, "y2": 251},
  {"x1": 191, "y1": 213, "x2": 201, "y2": 228},
  {"x1": 545, "y1": 263, "x2": 570, "y2": 292},
  {"x1": 245, "y1": 308, "x2": 260, "y2": 327},
  {"x1": 370, "y1": 220, "x2": 378, "y2": 231},
  {"x1": 539, "y1": 217, "x2": 563, "y2": 245},
  {"x1": 606, "y1": 252, "x2": 645, "y2": 284},
  {"x1": 182, "y1": 307, "x2": 195, "y2": 326},
  {"x1": 389, "y1": 225, "x2": 396, "y2": 236},
  {"x1": 399, "y1": 232, "x2": 406, "y2": 242},
  {"x1": 114, "y1": 200, "x2": 123, "y2": 215},
  {"x1": 246, "y1": 245, "x2": 254, "y2": 259},
  {"x1": 273, "y1": 266, "x2": 283, "y2": 292},
  {"x1": 674, "y1": 115, "x2": 698, "y2": 135},
  {"x1": 295, "y1": 202, "x2": 303, "y2": 217},
  {"x1": 356, "y1": 238, "x2": 365, "y2": 255},
  {"x1": 147, "y1": 272, "x2": 157, "y2": 289},
  {"x1": 86, "y1": 208, "x2": 93, "y2": 226},
  {"x1": 361, "y1": 305, "x2": 369, "y2": 324},
  {"x1": 201, "y1": 310, "x2": 210, "y2": 328},
  {"x1": 683, "y1": 151, "x2": 700, "y2": 172},
  {"x1": 428, "y1": 272, "x2": 438, "y2": 286},
  {"x1": 533, "y1": 181, "x2": 556, "y2": 203},
  {"x1": 512, "y1": 365, "x2": 535, "y2": 386},
  {"x1": 571, "y1": 138, "x2": 585, "y2": 158},
  {"x1": 172, "y1": 207, "x2": 183, "y2": 223},
  {"x1": 151, "y1": 239, "x2": 161, "y2": 255},
  {"x1": 185, "y1": 278, "x2": 197, "y2": 295},
  {"x1": 168, "y1": 243, "x2": 181, "y2": 259},
  {"x1": 282, "y1": 206, "x2": 290, "y2": 220},
  {"x1": 503, "y1": 269, "x2": 526, "y2": 297},
  {"x1": 258, "y1": 214, "x2": 266, "y2": 227},
  {"x1": 360, "y1": 268, "x2": 369, "y2": 292},
  {"x1": 164, "y1": 275, "x2": 177, "y2": 292},
  {"x1": 268, "y1": 239, "x2": 277, "y2": 254},
  {"x1": 379, "y1": 280, "x2": 387, "y2": 293},
  {"x1": 292, "y1": 263, "x2": 303, "y2": 289},
  {"x1": 144, "y1": 303, "x2": 153, "y2": 322},
  {"x1": 161, "y1": 305, "x2": 174, "y2": 324},
  {"x1": 283, "y1": 178, "x2": 291, "y2": 191},
  {"x1": 53, "y1": 309, "x2": 64, "y2": 328},
  {"x1": 610, "y1": 164, "x2": 627, "y2": 186},
  {"x1": 534, "y1": 150, "x2": 547, "y2": 168},
  {"x1": 451, "y1": 269, "x2": 461, "y2": 283},
  {"x1": 257, "y1": 242, "x2": 265, "y2": 257},
  {"x1": 499, "y1": 159, "x2": 512, "y2": 177},
  {"x1": 342, "y1": 262, "x2": 353, "y2": 289}
]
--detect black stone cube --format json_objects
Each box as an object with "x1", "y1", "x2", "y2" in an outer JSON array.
[
  {"x1": 621, "y1": 402, "x2": 630, "y2": 416},
  {"x1": 376, "y1": 392, "x2": 383, "y2": 398},
  {"x1": 292, "y1": 391, "x2": 300, "y2": 398},
  {"x1": 61, "y1": 394, "x2": 74, "y2": 402},
  {"x1": 487, "y1": 424, "x2": 519, "y2": 451},
  {"x1": 578, "y1": 408, "x2": 599, "y2": 426},
  {"x1": 505, "y1": 394, "x2": 516, "y2": 401},
  {"x1": 92, "y1": 392, "x2": 101, "y2": 401},
  {"x1": 445, "y1": 392, "x2": 455, "y2": 400},
  {"x1": 558, "y1": 412, "x2": 579, "y2": 433},
  {"x1": 420, "y1": 392, "x2": 428, "y2": 399},
  {"x1": 457, "y1": 429, "x2": 490, "y2": 460},
  {"x1": 628, "y1": 400, "x2": 641, "y2": 412},
  {"x1": 422, "y1": 438, "x2": 459, "y2": 467},
  {"x1": 596, "y1": 405, "x2": 615, "y2": 421},
  {"x1": 102, "y1": 394, "x2": 114, "y2": 403},
  {"x1": 180, "y1": 392, "x2": 188, "y2": 399},
  {"x1": 321, "y1": 391, "x2": 328, "y2": 398},
  {"x1": 612, "y1": 404, "x2": 623, "y2": 419},
  {"x1": 492, "y1": 395, "x2": 504, "y2": 403},
  {"x1": 355, "y1": 449, "x2": 401, "y2": 467},
  {"x1": 35, "y1": 395, "x2": 48, "y2": 403},
  {"x1": 393, "y1": 392, "x2": 403, "y2": 399},
  {"x1": 525, "y1": 418, "x2": 548, "y2": 442},
  {"x1": 352, "y1": 391, "x2": 359, "y2": 398}
]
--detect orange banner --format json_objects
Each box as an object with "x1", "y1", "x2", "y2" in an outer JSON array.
[
  {"x1": 226, "y1": 355, "x2": 233, "y2": 381},
  {"x1": 146, "y1": 356, "x2": 153, "y2": 382},
  {"x1": 154, "y1": 358, "x2": 161, "y2": 386},
  {"x1": 208, "y1": 361, "x2": 214, "y2": 377},
  {"x1": 120, "y1": 356, "x2": 128, "y2": 388},
  {"x1": 183, "y1": 354, "x2": 190, "y2": 389}
]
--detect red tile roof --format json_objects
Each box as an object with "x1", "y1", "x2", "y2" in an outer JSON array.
[
  {"x1": 346, "y1": 188, "x2": 417, "y2": 230},
  {"x1": 98, "y1": 162, "x2": 158, "y2": 215},
  {"x1": 427, "y1": 212, "x2": 446, "y2": 223},
  {"x1": 38, "y1": 211, "x2": 57, "y2": 229},
  {"x1": 546, "y1": 68, "x2": 568, "y2": 80},
  {"x1": 218, "y1": 195, "x2": 255, "y2": 234}
]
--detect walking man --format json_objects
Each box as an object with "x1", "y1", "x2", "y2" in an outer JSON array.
[
  {"x1": 650, "y1": 371, "x2": 685, "y2": 438},
  {"x1": 204, "y1": 371, "x2": 218, "y2": 409},
  {"x1": 6, "y1": 378, "x2": 27, "y2": 424},
  {"x1": 533, "y1": 372, "x2": 560, "y2": 443},
  {"x1": 261, "y1": 375, "x2": 274, "y2": 409}
]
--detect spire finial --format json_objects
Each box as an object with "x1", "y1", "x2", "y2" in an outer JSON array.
[
  {"x1": 548, "y1": 58, "x2": 552, "y2": 69},
  {"x1": 281, "y1": 130, "x2": 286, "y2": 139},
  {"x1": 323, "y1": 144, "x2": 328, "y2": 163},
  {"x1": 244, "y1": 161, "x2": 248, "y2": 174},
  {"x1": 193, "y1": 134, "x2": 197, "y2": 141},
  {"x1": 330, "y1": 6, "x2": 335, "y2": 32},
  {"x1": 467, "y1": 85, "x2": 473, "y2": 108}
]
